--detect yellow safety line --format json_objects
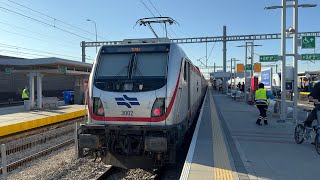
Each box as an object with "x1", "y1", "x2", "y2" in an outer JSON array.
[
  {"x1": 209, "y1": 92, "x2": 234, "y2": 180},
  {"x1": 0, "y1": 110, "x2": 85, "y2": 137}
]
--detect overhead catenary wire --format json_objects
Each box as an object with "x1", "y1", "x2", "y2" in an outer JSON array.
[
  {"x1": 0, "y1": 48, "x2": 81, "y2": 61},
  {"x1": 0, "y1": 20, "x2": 76, "y2": 46},
  {"x1": 0, "y1": 27, "x2": 79, "y2": 51},
  {"x1": 0, "y1": 43, "x2": 81, "y2": 60},
  {"x1": 1, "y1": 1, "x2": 52, "y2": 23},
  {"x1": 140, "y1": 0, "x2": 197, "y2": 60},
  {"x1": 139, "y1": 0, "x2": 173, "y2": 38},
  {"x1": 207, "y1": 41, "x2": 217, "y2": 60},
  {"x1": 148, "y1": 0, "x2": 162, "y2": 16},
  {"x1": 0, "y1": 1, "x2": 102, "y2": 62},
  {"x1": 6, "y1": 0, "x2": 108, "y2": 40},
  {"x1": 0, "y1": 52, "x2": 42, "y2": 59},
  {"x1": 0, "y1": 49, "x2": 56, "y2": 59},
  {"x1": 0, "y1": 28, "x2": 51, "y2": 43},
  {"x1": 0, "y1": 6, "x2": 94, "y2": 41},
  {"x1": 0, "y1": 49, "x2": 84, "y2": 62}
]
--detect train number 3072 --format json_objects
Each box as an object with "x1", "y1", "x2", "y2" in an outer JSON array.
[{"x1": 121, "y1": 110, "x2": 133, "y2": 116}]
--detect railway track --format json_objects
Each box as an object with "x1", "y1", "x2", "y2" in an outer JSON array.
[
  {"x1": 0, "y1": 139, "x2": 74, "y2": 175},
  {"x1": 2, "y1": 126, "x2": 74, "y2": 157},
  {"x1": 0, "y1": 116, "x2": 84, "y2": 144},
  {"x1": 0, "y1": 118, "x2": 82, "y2": 176}
]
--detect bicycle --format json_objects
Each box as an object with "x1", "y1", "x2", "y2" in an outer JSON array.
[{"x1": 294, "y1": 108, "x2": 320, "y2": 155}]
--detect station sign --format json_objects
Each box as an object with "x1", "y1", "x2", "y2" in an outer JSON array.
[
  {"x1": 301, "y1": 54, "x2": 320, "y2": 61},
  {"x1": 5, "y1": 67, "x2": 13, "y2": 75},
  {"x1": 245, "y1": 64, "x2": 252, "y2": 70},
  {"x1": 254, "y1": 63, "x2": 261, "y2": 73},
  {"x1": 261, "y1": 68, "x2": 272, "y2": 88},
  {"x1": 286, "y1": 81, "x2": 293, "y2": 91},
  {"x1": 211, "y1": 72, "x2": 230, "y2": 78},
  {"x1": 259, "y1": 55, "x2": 279, "y2": 62},
  {"x1": 301, "y1": 36, "x2": 316, "y2": 49},
  {"x1": 58, "y1": 66, "x2": 67, "y2": 74},
  {"x1": 237, "y1": 64, "x2": 244, "y2": 73}
]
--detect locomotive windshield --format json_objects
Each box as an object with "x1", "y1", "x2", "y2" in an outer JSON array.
[{"x1": 94, "y1": 44, "x2": 169, "y2": 92}]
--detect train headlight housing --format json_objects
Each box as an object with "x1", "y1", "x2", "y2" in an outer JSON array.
[
  {"x1": 93, "y1": 97, "x2": 105, "y2": 116},
  {"x1": 151, "y1": 98, "x2": 165, "y2": 117}
]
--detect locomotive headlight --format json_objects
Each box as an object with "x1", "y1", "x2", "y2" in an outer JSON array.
[
  {"x1": 151, "y1": 98, "x2": 165, "y2": 117},
  {"x1": 93, "y1": 97, "x2": 105, "y2": 116}
]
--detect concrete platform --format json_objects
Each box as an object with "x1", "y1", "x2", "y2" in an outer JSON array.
[
  {"x1": 180, "y1": 86, "x2": 320, "y2": 180},
  {"x1": 0, "y1": 105, "x2": 85, "y2": 137}
]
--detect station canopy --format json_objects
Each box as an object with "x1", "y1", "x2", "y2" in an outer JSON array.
[{"x1": 0, "y1": 57, "x2": 92, "y2": 75}]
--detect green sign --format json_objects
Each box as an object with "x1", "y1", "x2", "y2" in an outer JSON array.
[
  {"x1": 301, "y1": 54, "x2": 320, "y2": 60},
  {"x1": 58, "y1": 66, "x2": 67, "y2": 74},
  {"x1": 259, "y1": 55, "x2": 279, "y2": 62},
  {"x1": 301, "y1": 36, "x2": 316, "y2": 49},
  {"x1": 245, "y1": 64, "x2": 252, "y2": 70},
  {"x1": 4, "y1": 68, "x2": 13, "y2": 75}
]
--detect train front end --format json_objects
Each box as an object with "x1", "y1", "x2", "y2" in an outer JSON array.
[{"x1": 78, "y1": 39, "x2": 181, "y2": 169}]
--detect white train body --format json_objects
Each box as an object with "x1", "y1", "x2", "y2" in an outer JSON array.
[{"x1": 78, "y1": 38, "x2": 207, "y2": 168}]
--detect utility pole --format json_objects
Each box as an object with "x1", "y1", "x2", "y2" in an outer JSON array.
[
  {"x1": 206, "y1": 41, "x2": 208, "y2": 67},
  {"x1": 250, "y1": 42, "x2": 254, "y2": 78},
  {"x1": 293, "y1": 0, "x2": 298, "y2": 124},
  {"x1": 230, "y1": 59, "x2": 233, "y2": 87},
  {"x1": 245, "y1": 43, "x2": 249, "y2": 102},
  {"x1": 81, "y1": 41, "x2": 86, "y2": 63},
  {"x1": 280, "y1": 0, "x2": 287, "y2": 123},
  {"x1": 223, "y1": 26, "x2": 227, "y2": 93}
]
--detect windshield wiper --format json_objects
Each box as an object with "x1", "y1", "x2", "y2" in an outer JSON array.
[
  {"x1": 132, "y1": 53, "x2": 145, "y2": 81},
  {"x1": 111, "y1": 66, "x2": 129, "y2": 81},
  {"x1": 127, "y1": 53, "x2": 136, "y2": 79}
]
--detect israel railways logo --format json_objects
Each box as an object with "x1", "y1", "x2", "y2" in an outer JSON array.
[{"x1": 115, "y1": 95, "x2": 140, "y2": 108}]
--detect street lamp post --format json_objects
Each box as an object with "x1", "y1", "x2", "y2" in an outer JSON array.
[
  {"x1": 280, "y1": 0, "x2": 287, "y2": 123},
  {"x1": 265, "y1": 0, "x2": 317, "y2": 123},
  {"x1": 87, "y1": 19, "x2": 98, "y2": 53}
]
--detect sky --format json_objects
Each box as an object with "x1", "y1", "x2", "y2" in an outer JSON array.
[{"x1": 0, "y1": 0, "x2": 319, "y2": 72}]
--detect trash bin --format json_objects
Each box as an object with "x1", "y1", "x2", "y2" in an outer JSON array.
[
  {"x1": 24, "y1": 100, "x2": 31, "y2": 111},
  {"x1": 63, "y1": 91, "x2": 74, "y2": 104}
]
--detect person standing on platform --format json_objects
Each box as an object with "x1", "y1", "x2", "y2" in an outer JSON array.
[
  {"x1": 255, "y1": 83, "x2": 274, "y2": 125},
  {"x1": 241, "y1": 82, "x2": 245, "y2": 92},
  {"x1": 22, "y1": 85, "x2": 29, "y2": 101}
]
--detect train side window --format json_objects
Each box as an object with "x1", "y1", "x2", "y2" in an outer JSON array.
[{"x1": 184, "y1": 61, "x2": 187, "y2": 81}]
